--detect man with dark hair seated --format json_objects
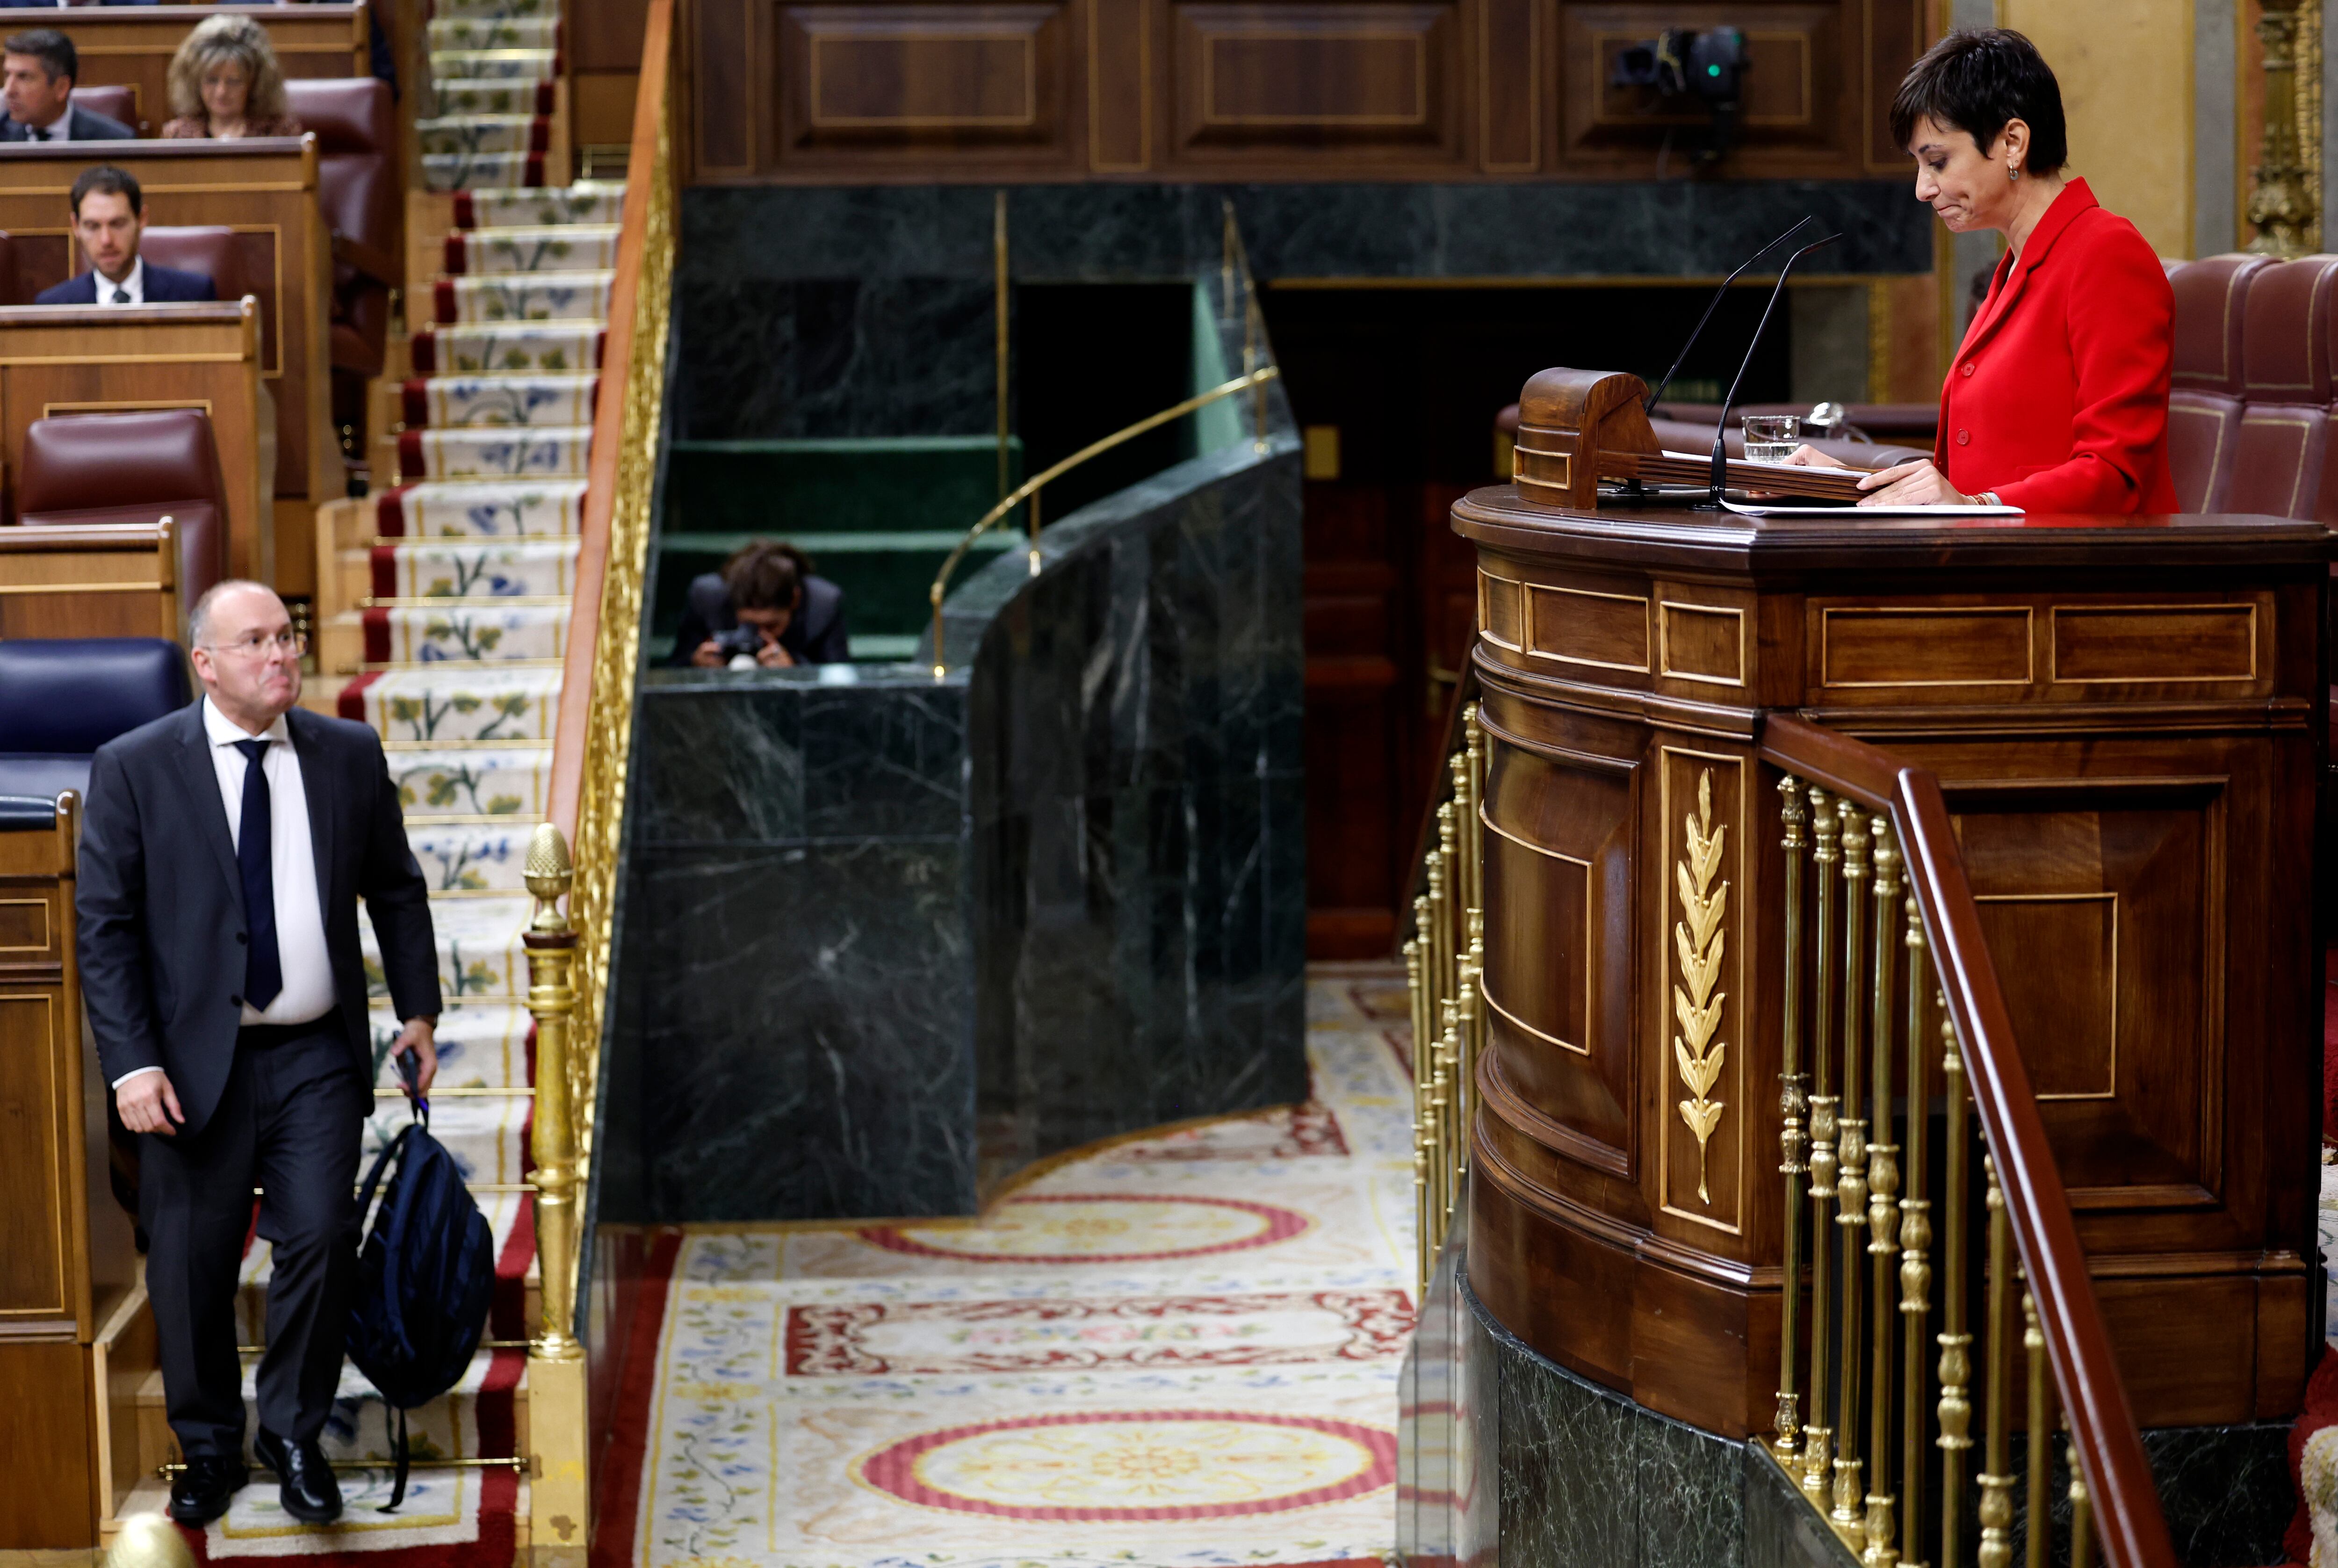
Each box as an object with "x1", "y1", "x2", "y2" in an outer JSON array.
[
  {"x1": 37, "y1": 166, "x2": 217, "y2": 305},
  {"x1": 0, "y1": 29, "x2": 133, "y2": 141},
  {"x1": 670, "y1": 538, "x2": 851, "y2": 668}
]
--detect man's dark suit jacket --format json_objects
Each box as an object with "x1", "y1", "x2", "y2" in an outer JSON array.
[
  {"x1": 36, "y1": 261, "x2": 216, "y2": 306},
  {"x1": 667, "y1": 571, "x2": 851, "y2": 665},
  {"x1": 77, "y1": 702, "x2": 441, "y2": 1137},
  {"x1": 0, "y1": 105, "x2": 137, "y2": 141}
]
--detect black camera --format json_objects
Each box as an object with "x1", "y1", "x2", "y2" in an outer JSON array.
[
  {"x1": 1609, "y1": 26, "x2": 1752, "y2": 163},
  {"x1": 712, "y1": 626, "x2": 763, "y2": 659}
]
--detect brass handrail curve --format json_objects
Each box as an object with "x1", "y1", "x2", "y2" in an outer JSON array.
[{"x1": 924, "y1": 363, "x2": 1282, "y2": 677}]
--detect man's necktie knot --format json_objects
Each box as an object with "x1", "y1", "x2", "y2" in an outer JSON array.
[
  {"x1": 112, "y1": 287, "x2": 130, "y2": 305},
  {"x1": 232, "y1": 738, "x2": 283, "y2": 1012}
]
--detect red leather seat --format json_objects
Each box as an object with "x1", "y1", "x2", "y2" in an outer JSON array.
[
  {"x1": 15, "y1": 410, "x2": 230, "y2": 608},
  {"x1": 70, "y1": 85, "x2": 140, "y2": 137},
  {"x1": 136, "y1": 225, "x2": 248, "y2": 305},
  {"x1": 2223, "y1": 254, "x2": 2338, "y2": 519},
  {"x1": 284, "y1": 78, "x2": 397, "y2": 378},
  {"x1": 2166, "y1": 253, "x2": 2278, "y2": 513}
]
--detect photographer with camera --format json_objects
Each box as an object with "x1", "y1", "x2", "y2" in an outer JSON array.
[{"x1": 672, "y1": 538, "x2": 851, "y2": 669}]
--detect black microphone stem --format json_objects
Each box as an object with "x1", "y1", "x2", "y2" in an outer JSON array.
[
  {"x1": 1708, "y1": 232, "x2": 1841, "y2": 506},
  {"x1": 1642, "y1": 216, "x2": 1817, "y2": 413}
]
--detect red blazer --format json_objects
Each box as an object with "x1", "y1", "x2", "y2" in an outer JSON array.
[{"x1": 1939, "y1": 178, "x2": 2181, "y2": 513}]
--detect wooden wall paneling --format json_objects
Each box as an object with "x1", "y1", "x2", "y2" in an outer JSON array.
[
  {"x1": 772, "y1": 2, "x2": 1084, "y2": 173},
  {"x1": 0, "y1": 304, "x2": 269, "y2": 586},
  {"x1": 1861, "y1": 0, "x2": 1925, "y2": 170},
  {"x1": 1302, "y1": 482, "x2": 1407, "y2": 956},
  {"x1": 1478, "y1": 0, "x2": 1538, "y2": 170},
  {"x1": 693, "y1": 0, "x2": 758, "y2": 174},
  {"x1": 0, "y1": 142, "x2": 332, "y2": 597},
  {"x1": 62, "y1": 4, "x2": 368, "y2": 136},
  {"x1": 0, "y1": 1338, "x2": 96, "y2": 1547},
  {"x1": 1168, "y1": 2, "x2": 1465, "y2": 169},
  {"x1": 0, "y1": 524, "x2": 180, "y2": 643},
  {"x1": 1089, "y1": 0, "x2": 1151, "y2": 170}
]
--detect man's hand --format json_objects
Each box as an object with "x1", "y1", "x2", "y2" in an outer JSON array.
[
  {"x1": 753, "y1": 639, "x2": 797, "y2": 669},
  {"x1": 117, "y1": 1070, "x2": 184, "y2": 1136},
  {"x1": 1855, "y1": 458, "x2": 1970, "y2": 507},
  {"x1": 394, "y1": 1015, "x2": 438, "y2": 1098},
  {"x1": 690, "y1": 640, "x2": 726, "y2": 668}
]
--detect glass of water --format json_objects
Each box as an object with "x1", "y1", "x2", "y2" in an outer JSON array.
[{"x1": 1742, "y1": 413, "x2": 1800, "y2": 463}]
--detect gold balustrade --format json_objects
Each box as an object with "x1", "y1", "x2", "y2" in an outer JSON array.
[
  {"x1": 1402, "y1": 700, "x2": 1485, "y2": 1301},
  {"x1": 1765, "y1": 726, "x2": 2176, "y2": 1568}
]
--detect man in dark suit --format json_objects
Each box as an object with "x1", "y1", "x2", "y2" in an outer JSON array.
[
  {"x1": 0, "y1": 29, "x2": 133, "y2": 140},
  {"x1": 78, "y1": 580, "x2": 441, "y2": 1528},
  {"x1": 670, "y1": 537, "x2": 853, "y2": 667},
  {"x1": 35, "y1": 165, "x2": 217, "y2": 305}
]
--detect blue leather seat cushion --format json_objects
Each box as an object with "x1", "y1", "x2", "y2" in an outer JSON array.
[{"x1": 0, "y1": 757, "x2": 91, "y2": 806}]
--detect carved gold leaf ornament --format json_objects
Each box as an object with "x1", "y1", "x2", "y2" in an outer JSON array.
[{"x1": 1675, "y1": 769, "x2": 1729, "y2": 1203}]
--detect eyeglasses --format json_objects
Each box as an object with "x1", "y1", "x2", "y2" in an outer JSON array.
[{"x1": 203, "y1": 629, "x2": 307, "y2": 658}]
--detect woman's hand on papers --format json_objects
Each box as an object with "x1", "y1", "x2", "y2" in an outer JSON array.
[
  {"x1": 1779, "y1": 444, "x2": 1853, "y2": 468},
  {"x1": 1854, "y1": 458, "x2": 1970, "y2": 507}
]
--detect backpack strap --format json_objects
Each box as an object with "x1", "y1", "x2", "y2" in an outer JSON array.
[
  {"x1": 381, "y1": 1406, "x2": 410, "y2": 1513},
  {"x1": 355, "y1": 1123, "x2": 412, "y2": 1225}
]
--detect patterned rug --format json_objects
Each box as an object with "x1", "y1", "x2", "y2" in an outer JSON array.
[{"x1": 607, "y1": 970, "x2": 1417, "y2": 1568}]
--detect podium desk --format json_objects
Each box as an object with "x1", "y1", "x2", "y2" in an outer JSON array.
[{"x1": 1451, "y1": 491, "x2": 2334, "y2": 1435}]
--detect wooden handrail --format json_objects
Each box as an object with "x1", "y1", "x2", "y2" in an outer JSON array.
[
  {"x1": 549, "y1": 0, "x2": 671, "y2": 834},
  {"x1": 1759, "y1": 714, "x2": 2177, "y2": 1568}
]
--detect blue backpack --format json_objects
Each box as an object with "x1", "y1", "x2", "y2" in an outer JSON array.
[{"x1": 347, "y1": 1095, "x2": 496, "y2": 1511}]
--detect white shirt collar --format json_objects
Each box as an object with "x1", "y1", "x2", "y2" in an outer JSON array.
[
  {"x1": 96, "y1": 255, "x2": 143, "y2": 305},
  {"x1": 202, "y1": 695, "x2": 290, "y2": 749}
]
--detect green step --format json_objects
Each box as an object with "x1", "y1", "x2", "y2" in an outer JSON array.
[{"x1": 664, "y1": 436, "x2": 1023, "y2": 537}]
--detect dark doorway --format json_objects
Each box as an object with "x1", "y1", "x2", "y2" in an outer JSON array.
[
  {"x1": 1014, "y1": 283, "x2": 1196, "y2": 525},
  {"x1": 1263, "y1": 283, "x2": 1792, "y2": 958}
]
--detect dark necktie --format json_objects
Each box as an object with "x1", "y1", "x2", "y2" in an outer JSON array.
[
  {"x1": 111, "y1": 288, "x2": 129, "y2": 305},
  {"x1": 231, "y1": 739, "x2": 283, "y2": 1011},
  {"x1": 29, "y1": 127, "x2": 46, "y2": 142}
]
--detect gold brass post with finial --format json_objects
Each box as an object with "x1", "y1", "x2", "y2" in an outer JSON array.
[{"x1": 523, "y1": 822, "x2": 583, "y2": 1363}]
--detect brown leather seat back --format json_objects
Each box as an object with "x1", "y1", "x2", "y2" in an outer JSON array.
[
  {"x1": 2167, "y1": 253, "x2": 2277, "y2": 512},
  {"x1": 136, "y1": 225, "x2": 245, "y2": 304},
  {"x1": 71, "y1": 85, "x2": 140, "y2": 136},
  {"x1": 2227, "y1": 254, "x2": 2338, "y2": 518},
  {"x1": 16, "y1": 409, "x2": 229, "y2": 605}
]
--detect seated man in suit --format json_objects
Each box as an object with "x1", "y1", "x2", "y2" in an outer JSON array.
[
  {"x1": 0, "y1": 29, "x2": 133, "y2": 141},
  {"x1": 670, "y1": 538, "x2": 852, "y2": 668},
  {"x1": 36, "y1": 165, "x2": 218, "y2": 305}
]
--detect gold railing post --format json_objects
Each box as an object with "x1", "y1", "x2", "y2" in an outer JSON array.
[
  {"x1": 1865, "y1": 820, "x2": 1901, "y2": 1566},
  {"x1": 1803, "y1": 787, "x2": 1842, "y2": 1498},
  {"x1": 2024, "y1": 1290, "x2": 2053, "y2": 1568},
  {"x1": 2069, "y1": 1436, "x2": 2095, "y2": 1568},
  {"x1": 1978, "y1": 1155, "x2": 2016, "y2": 1568},
  {"x1": 1938, "y1": 996, "x2": 1973, "y2": 1568},
  {"x1": 1026, "y1": 488, "x2": 1043, "y2": 576},
  {"x1": 1406, "y1": 933, "x2": 1432, "y2": 1299},
  {"x1": 1900, "y1": 912, "x2": 1933, "y2": 1568},
  {"x1": 1775, "y1": 775, "x2": 1811, "y2": 1462},
  {"x1": 523, "y1": 823, "x2": 587, "y2": 1556},
  {"x1": 1834, "y1": 807, "x2": 1872, "y2": 1527}
]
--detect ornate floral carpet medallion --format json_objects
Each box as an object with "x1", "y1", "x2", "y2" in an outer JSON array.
[
  {"x1": 620, "y1": 971, "x2": 1414, "y2": 1567},
  {"x1": 859, "y1": 1194, "x2": 1313, "y2": 1265},
  {"x1": 852, "y1": 1410, "x2": 1398, "y2": 1522}
]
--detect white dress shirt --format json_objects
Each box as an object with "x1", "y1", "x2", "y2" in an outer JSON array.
[
  {"x1": 24, "y1": 107, "x2": 70, "y2": 143},
  {"x1": 111, "y1": 699, "x2": 338, "y2": 1087},
  {"x1": 94, "y1": 256, "x2": 143, "y2": 306}
]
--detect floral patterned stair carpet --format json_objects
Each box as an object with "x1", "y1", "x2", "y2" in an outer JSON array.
[
  {"x1": 178, "y1": 22, "x2": 617, "y2": 1549},
  {"x1": 608, "y1": 971, "x2": 1418, "y2": 1568}
]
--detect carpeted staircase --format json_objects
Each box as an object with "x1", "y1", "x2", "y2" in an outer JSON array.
[{"x1": 110, "y1": 0, "x2": 616, "y2": 1552}]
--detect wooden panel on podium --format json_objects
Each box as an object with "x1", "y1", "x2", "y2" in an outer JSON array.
[
  {"x1": 54, "y1": 3, "x2": 370, "y2": 135},
  {"x1": 0, "y1": 797, "x2": 104, "y2": 1551},
  {"x1": 0, "y1": 302, "x2": 268, "y2": 583},
  {"x1": 0, "y1": 141, "x2": 333, "y2": 597},
  {"x1": 0, "y1": 520, "x2": 184, "y2": 642}
]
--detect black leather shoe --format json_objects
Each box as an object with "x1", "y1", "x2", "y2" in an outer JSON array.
[
  {"x1": 253, "y1": 1427, "x2": 342, "y2": 1524},
  {"x1": 167, "y1": 1453, "x2": 248, "y2": 1525}
]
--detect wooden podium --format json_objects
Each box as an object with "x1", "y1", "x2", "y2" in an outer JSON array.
[{"x1": 1458, "y1": 370, "x2": 2332, "y2": 1435}]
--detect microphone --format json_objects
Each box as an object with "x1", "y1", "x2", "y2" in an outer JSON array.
[
  {"x1": 1708, "y1": 231, "x2": 1841, "y2": 505},
  {"x1": 1641, "y1": 216, "x2": 1818, "y2": 414}
]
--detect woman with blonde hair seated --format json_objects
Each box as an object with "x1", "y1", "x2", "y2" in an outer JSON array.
[{"x1": 161, "y1": 15, "x2": 301, "y2": 140}]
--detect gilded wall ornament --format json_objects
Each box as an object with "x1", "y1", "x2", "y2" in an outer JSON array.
[{"x1": 1675, "y1": 769, "x2": 1729, "y2": 1203}]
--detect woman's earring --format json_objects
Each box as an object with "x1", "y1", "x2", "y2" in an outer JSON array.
[{"x1": 2008, "y1": 161, "x2": 2020, "y2": 182}]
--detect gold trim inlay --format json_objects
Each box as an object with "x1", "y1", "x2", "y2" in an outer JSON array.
[{"x1": 1674, "y1": 768, "x2": 1728, "y2": 1203}]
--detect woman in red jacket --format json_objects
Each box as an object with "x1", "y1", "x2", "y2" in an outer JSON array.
[{"x1": 1801, "y1": 29, "x2": 2180, "y2": 513}]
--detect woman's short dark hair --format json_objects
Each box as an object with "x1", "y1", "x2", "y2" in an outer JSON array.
[
  {"x1": 721, "y1": 538, "x2": 810, "y2": 612},
  {"x1": 1890, "y1": 28, "x2": 2067, "y2": 175}
]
